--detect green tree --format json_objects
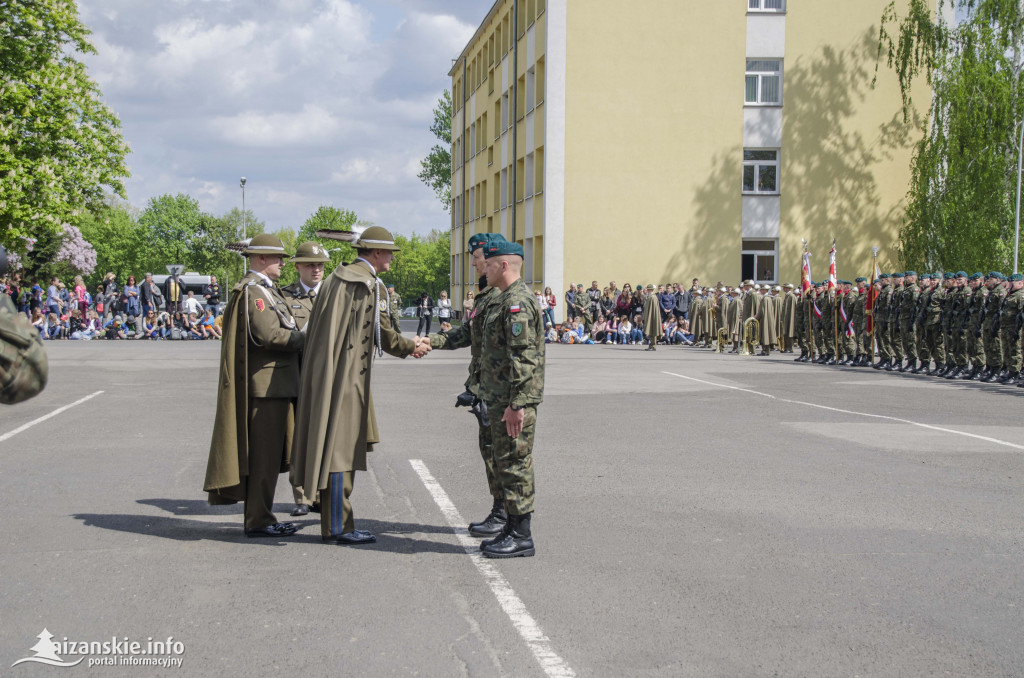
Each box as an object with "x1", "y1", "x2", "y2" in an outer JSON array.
[
  {"x1": 0, "y1": 0, "x2": 130, "y2": 253},
  {"x1": 77, "y1": 199, "x2": 160, "y2": 288},
  {"x1": 295, "y1": 204, "x2": 360, "y2": 272},
  {"x1": 417, "y1": 89, "x2": 453, "y2": 212},
  {"x1": 383, "y1": 229, "x2": 451, "y2": 301},
  {"x1": 878, "y1": 0, "x2": 1023, "y2": 272}
]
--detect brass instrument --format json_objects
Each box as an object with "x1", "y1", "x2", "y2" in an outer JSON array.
[
  {"x1": 741, "y1": 317, "x2": 760, "y2": 356},
  {"x1": 715, "y1": 328, "x2": 729, "y2": 353}
]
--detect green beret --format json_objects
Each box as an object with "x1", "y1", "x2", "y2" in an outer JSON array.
[
  {"x1": 855, "y1": 277, "x2": 867, "y2": 283},
  {"x1": 893, "y1": 272, "x2": 904, "y2": 279},
  {"x1": 483, "y1": 239, "x2": 524, "y2": 259},
  {"x1": 956, "y1": 271, "x2": 967, "y2": 278},
  {"x1": 1011, "y1": 273, "x2": 1023, "y2": 282},
  {"x1": 969, "y1": 273, "x2": 982, "y2": 281},
  {"x1": 879, "y1": 273, "x2": 890, "y2": 279},
  {"x1": 919, "y1": 273, "x2": 931, "y2": 280},
  {"x1": 943, "y1": 272, "x2": 954, "y2": 280},
  {"x1": 905, "y1": 270, "x2": 916, "y2": 277},
  {"x1": 468, "y1": 233, "x2": 504, "y2": 253},
  {"x1": 988, "y1": 271, "x2": 1003, "y2": 280}
]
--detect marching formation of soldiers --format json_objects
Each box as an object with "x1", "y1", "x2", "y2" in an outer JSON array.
[{"x1": 679, "y1": 271, "x2": 1024, "y2": 388}]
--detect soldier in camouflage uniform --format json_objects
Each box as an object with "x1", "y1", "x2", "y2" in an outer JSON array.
[
  {"x1": 873, "y1": 274, "x2": 892, "y2": 368},
  {"x1": 817, "y1": 284, "x2": 837, "y2": 364},
  {"x1": 428, "y1": 232, "x2": 508, "y2": 537},
  {"x1": 853, "y1": 277, "x2": 870, "y2": 365},
  {"x1": 996, "y1": 273, "x2": 1024, "y2": 384},
  {"x1": 477, "y1": 239, "x2": 545, "y2": 559},
  {"x1": 887, "y1": 273, "x2": 905, "y2": 370},
  {"x1": 981, "y1": 273, "x2": 1007, "y2": 382},
  {"x1": 920, "y1": 273, "x2": 944, "y2": 374},
  {"x1": 965, "y1": 273, "x2": 988, "y2": 380},
  {"x1": 912, "y1": 273, "x2": 932, "y2": 373},
  {"x1": 897, "y1": 271, "x2": 920, "y2": 372},
  {"x1": 944, "y1": 272, "x2": 969, "y2": 379},
  {"x1": 387, "y1": 284, "x2": 402, "y2": 333},
  {"x1": 838, "y1": 281, "x2": 858, "y2": 365}
]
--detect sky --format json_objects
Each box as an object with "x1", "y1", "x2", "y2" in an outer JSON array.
[{"x1": 77, "y1": 0, "x2": 487, "y2": 236}]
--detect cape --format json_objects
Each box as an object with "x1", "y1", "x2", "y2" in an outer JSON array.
[
  {"x1": 642, "y1": 294, "x2": 663, "y2": 339},
  {"x1": 758, "y1": 295, "x2": 778, "y2": 344},
  {"x1": 203, "y1": 276, "x2": 252, "y2": 504},
  {"x1": 290, "y1": 261, "x2": 415, "y2": 497},
  {"x1": 780, "y1": 292, "x2": 798, "y2": 336}
]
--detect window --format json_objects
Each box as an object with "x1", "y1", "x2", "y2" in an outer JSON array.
[
  {"x1": 741, "y1": 239, "x2": 778, "y2": 284},
  {"x1": 745, "y1": 59, "x2": 782, "y2": 105},
  {"x1": 470, "y1": 122, "x2": 476, "y2": 156},
  {"x1": 748, "y1": 0, "x2": 785, "y2": 10},
  {"x1": 526, "y1": 67, "x2": 536, "y2": 112},
  {"x1": 742, "y1": 149, "x2": 779, "y2": 194},
  {"x1": 500, "y1": 169, "x2": 508, "y2": 208},
  {"x1": 502, "y1": 93, "x2": 509, "y2": 130},
  {"x1": 535, "y1": 148, "x2": 544, "y2": 193},
  {"x1": 524, "y1": 153, "x2": 534, "y2": 197}
]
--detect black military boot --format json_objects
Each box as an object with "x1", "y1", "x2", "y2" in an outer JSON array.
[
  {"x1": 945, "y1": 366, "x2": 962, "y2": 379},
  {"x1": 794, "y1": 349, "x2": 805, "y2": 362},
  {"x1": 872, "y1": 357, "x2": 886, "y2": 369},
  {"x1": 974, "y1": 365, "x2": 990, "y2": 381},
  {"x1": 999, "y1": 370, "x2": 1018, "y2": 384},
  {"x1": 825, "y1": 354, "x2": 837, "y2": 365},
  {"x1": 884, "y1": 359, "x2": 898, "y2": 371},
  {"x1": 982, "y1": 368, "x2": 1002, "y2": 383},
  {"x1": 912, "y1": 360, "x2": 927, "y2": 374},
  {"x1": 1017, "y1": 374, "x2": 1024, "y2": 387},
  {"x1": 898, "y1": 359, "x2": 911, "y2": 373},
  {"x1": 481, "y1": 513, "x2": 535, "y2": 559},
  {"x1": 960, "y1": 365, "x2": 978, "y2": 380},
  {"x1": 468, "y1": 498, "x2": 508, "y2": 538}
]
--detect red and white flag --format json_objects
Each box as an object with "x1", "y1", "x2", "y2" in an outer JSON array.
[
  {"x1": 801, "y1": 250, "x2": 812, "y2": 292},
  {"x1": 827, "y1": 240, "x2": 837, "y2": 291}
]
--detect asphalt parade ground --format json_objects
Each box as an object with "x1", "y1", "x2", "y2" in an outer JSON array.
[{"x1": 2, "y1": 327, "x2": 1023, "y2": 677}]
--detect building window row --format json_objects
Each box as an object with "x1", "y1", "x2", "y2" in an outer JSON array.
[
  {"x1": 745, "y1": 59, "x2": 781, "y2": 106},
  {"x1": 742, "y1": 149, "x2": 779, "y2": 194},
  {"x1": 748, "y1": 0, "x2": 785, "y2": 11}
]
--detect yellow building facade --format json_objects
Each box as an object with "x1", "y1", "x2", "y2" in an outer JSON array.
[{"x1": 450, "y1": 0, "x2": 940, "y2": 322}]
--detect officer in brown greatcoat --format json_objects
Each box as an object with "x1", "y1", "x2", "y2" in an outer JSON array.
[
  {"x1": 204, "y1": 234, "x2": 305, "y2": 538},
  {"x1": 280, "y1": 241, "x2": 332, "y2": 516}
]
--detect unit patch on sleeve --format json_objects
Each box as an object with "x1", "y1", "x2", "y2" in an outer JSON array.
[{"x1": 255, "y1": 298, "x2": 265, "y2": 312}]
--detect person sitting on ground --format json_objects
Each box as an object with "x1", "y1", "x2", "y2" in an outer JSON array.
[
  {"x1": 201, "y1": 308, "x2": 221, "y2": 339},
  {"x1": 139, "y1": 310, "x2": 159, "y2": 339},
  {"x1": 77, "y1": 310, "x2": 103, "y2": 340},
  {"x1": 571, "y1": 319, "x2": 593, "y2": 344},
  {"x1": 544, "y1": 322, "x2": 558, "y2": 343},
  {"x1": 155, "y1": 312, "x2": 171, "y2": 339},
  {"x1": 30, "y1": 308, "x2": 45, "y2": 335},
  {"x1": 592, "y1": 313, "x2": 609, "y2": 343},
  {"x1": 605, "y1": 315, "x2": 620, "y2": 344},
  {"x1": 666, "y1": 317, "x2": 694, "y2": 345},
  {"x1": 617, "y1": 316, "x2": 632, "y2": 344},
  {"x1": 104, "y1": 315, "x2": 127, "y2": 340},
  {"x1": 631, "y1": 313, "x2": 645, "y2": 344},
  {"x1": 559, "y1": 326, "x2": 576, "y2": 344},
  {"x1": 186, "y1": 312, "x2": 204, "y2": 339},
  {"x1": 123, "y1": 314, "x2": 139, "y2": 339}
]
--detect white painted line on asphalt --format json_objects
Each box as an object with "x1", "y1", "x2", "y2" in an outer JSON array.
[
  {"x1": 409, "y1": 459, "x2": 576, "y2": 678},
  {"x1": 662, "y1": 371, "x2": 1024, "y2": 451},
  {"x1": 0, "y1": 390, "x2": 104, "y2": 444}
]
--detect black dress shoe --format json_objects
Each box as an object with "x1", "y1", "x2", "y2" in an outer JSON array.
[
  {"x1": 290, "y1": 504, "x2": 310, "y2": 517},
  {"x1": 481, "y1": 514, "x2": 534, "y2": 559},
  {"x1": 468, "y1": 499, "x2": 508, "y2": 537},
  {"x1": 323, "y1": 531, "x2": 377, "y2": 545},
  {"x1": 245, "y1": 522, "x2": 298, "y2": 538}
]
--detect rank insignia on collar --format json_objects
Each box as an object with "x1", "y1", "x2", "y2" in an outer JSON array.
[
  {"x1": 510, "y1": 304, "x2": 521, "y2": 313},
  {"x1": 511, "y1": 321, "x2": 523, "y2": 337},
  {"x1": 255, "y1": 299, "x2": 265, "y2": 312}
]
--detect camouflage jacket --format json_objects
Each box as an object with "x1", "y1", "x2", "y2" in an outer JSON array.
[
  {"x1": 875, "y1": 286, "x2": 891, "y2": 325},
  {"x1": 1000, "y1": 287, "x2": 1024, "y2": 328},
  {"x1": 946, "y1": 286, "x2": 966, "y2": 331},
  {"x1": 969, "y1": 286, "x2": 988, "y2": 331},
  {"x1": 925, "y1": 285, "x2": 945, "y2": 326},
  {"x1": 984, "y1": 286, "x2": 1007, "y2": 329},
  {"x1": 477, "y1": 277, "x2": 545, "y2": 409},
  {"x1": 900, "y1": 283, "x2": 920, "y2": 325},
  {"x1": 852, "y1": 289, "x2": 867, "y2": 330},
  {"x1": 430, "y1": 285, "x2": 497, "y2": 396}
]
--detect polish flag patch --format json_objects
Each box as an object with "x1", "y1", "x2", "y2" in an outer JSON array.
[{"x1": 509, "y1": 305, "x2": 521, "y2": 313}]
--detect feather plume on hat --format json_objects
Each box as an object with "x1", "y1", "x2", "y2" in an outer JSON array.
[
  {"x1": 314, "y1": 228, "x2": 359, "y2": 242},
  {"x1": 225, "y1": 238, "x2": 252, "y2": 255}
]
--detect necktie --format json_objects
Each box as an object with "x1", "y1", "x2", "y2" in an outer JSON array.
[{"x1": 309, "y1": 289, "x2": 316, "y2": 300}]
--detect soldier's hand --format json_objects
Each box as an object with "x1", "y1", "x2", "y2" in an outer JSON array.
[
  {"x1": 502, "y1": 407, "x2": 524, "y2": 438},
  {"x1": 411, "y1": 336, "x2": 431, "y2": 358}
]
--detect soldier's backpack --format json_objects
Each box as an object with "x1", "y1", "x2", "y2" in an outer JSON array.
[{"x1": 0, "y1": 294, "x2": 49, "y2": 404}]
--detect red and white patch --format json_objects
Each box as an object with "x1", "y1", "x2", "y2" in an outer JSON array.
[
  {"x1": 509, "y1": 305, "x2": 521, "y2": 313},
  {"x1": 255, "y1": 298, "x2": 265, "y2": 312}
]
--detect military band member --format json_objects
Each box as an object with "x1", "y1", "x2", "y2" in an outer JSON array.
[
  {"x1": 290, "y1": 226, "x2": 428, "y2": 546},
  {"x1": 780, "y1": 283, "x2": 797, "y2": 353},
  {"x1": 477, "y1": 239, "x2": 545, "y2": 558},
  {"x1": 428, "y1": 232, "x2": 508, "y2": 537},
  {"x1": 728, "y1": 287, "x2": 742, "y2": 352},
  {"x1": 756, "y1": 284, "x2": 777, "y2": 355},
  {"x1": 204, "y1": 234, "x2": 305, "y2": 538},
  {"x1": 280, "y1": 241, "x2": 332, "y2": 516}
]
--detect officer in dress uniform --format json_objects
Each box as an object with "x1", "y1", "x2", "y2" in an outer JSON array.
[
  {"x1": 280, "y1": 241, "x2": 332, "y2": 516},
  {"x1": 204, "y1": 234, "x2": 305, "y2": 538},
  {"x1": 477, "y1": 239, "x2": 545, "y2": 558}
]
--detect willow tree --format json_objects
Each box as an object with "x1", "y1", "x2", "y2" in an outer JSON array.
[{"x1": 878, "y1": 0, "x2": 1023, "y2": 272}]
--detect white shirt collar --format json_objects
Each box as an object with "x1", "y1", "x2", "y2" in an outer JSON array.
[
  {"x1": 248, "y1": 270, "x2": 272, "y2": 286},
  {"x1": 300, "y1": 281, "x2": 321, "y2": 295},
  {"x1": 355, "y1": 257, "x2": 377, "y2": 276}
]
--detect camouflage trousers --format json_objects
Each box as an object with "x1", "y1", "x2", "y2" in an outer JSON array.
[
  {"x1": 856, "y1": 323, "x2": 872, "y2": 357},
  {"x1": 1000, "y1": 327, "x2": 1021, "y2": 372},
  {"x1": 840, "y1": 328, "x2": 856, "y2": 359},
  {"x1": 876, "y1": 322, "x2": 891, "y2": 361},
  {"x1": 967, "y1": 330, "x2": 985, "y2": 368},
  {"x1": 478, "y1": 416, "x2": 500, "y2": 500},
  {"x1": 925, "y1": 324, "x2": 944, "y2": 365},
  {"x1": 900, "y1": 323, "x2": 918, "y2": 360},
  {"x1": 947, "y1": 327, "x2": 967, "y2": 368},
  {"x1": 485, "y1": 402, "x2": 536, "y2": 515},
  {"x1": 890, "y1": 323, "x2": 904, "y2": 360},
  {"x1": 983, "y1": 326, "x2": 1002, "y2": 368}
]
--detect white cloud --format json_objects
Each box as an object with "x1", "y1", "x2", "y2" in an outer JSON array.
[{"x1": 210, "y1": 105, "x2": 344, "y2": 147}]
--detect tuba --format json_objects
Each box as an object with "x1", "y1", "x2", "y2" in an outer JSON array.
[
  {"x1": 715, "y1": 327, "x2": 729, "y2": 353},
  {"x1": 741, "y1": 317, "x2": 760, "y2": 356}
]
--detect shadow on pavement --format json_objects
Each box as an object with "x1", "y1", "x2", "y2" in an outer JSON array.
[{"x1": 71, "y1": 502, "x2": 468, "y2": 554}]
